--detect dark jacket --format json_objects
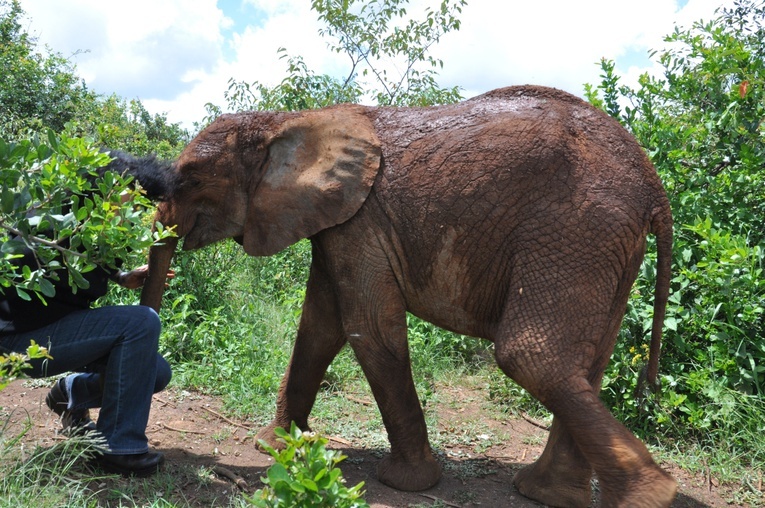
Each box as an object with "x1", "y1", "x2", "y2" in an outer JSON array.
[{"x1": 0, "y1": 242, "x2": 118, "y2": 337}]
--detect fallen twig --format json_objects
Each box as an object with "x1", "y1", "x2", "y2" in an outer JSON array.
[
  {"x1": 520, "y1": 412, "x2": 550, "y2": 431},
  {"x1": 201, "y1": 406, "x2": 254, "y2": 430},
  {"x1": 152, "y1": 395, "x2": 177, "y2": 408},
  {"x1": 345, "y1": 395, "x2": 373, "y2": 406},
  {"x1": 213, "y1": 465, "x2": 248, "y2": 490},
  {"x1": 329, "y1": 435, "x2": 352, "y2": 446},
  {"x1": 418, "y1": 493, "x2": 461, "y2": 507},
  {"x1": 161, "y1": 422, "x2": 206, "y2": 435}
]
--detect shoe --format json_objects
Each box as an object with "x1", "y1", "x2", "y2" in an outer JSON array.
[
  {"x1": 45, "y1": 378, "x2": 97, "y2": 435},
  {"x1": 94, "y1": 451, "x2": 165, "y2": 477}
]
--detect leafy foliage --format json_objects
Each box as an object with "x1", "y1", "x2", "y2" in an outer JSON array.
[
  {"x1": 0, "y1": 131, "x2": 174, "y2": 301},
  {"x1": 0, "y1": 341, "x2": 49, "y2": 390},
  {"x1": 73, "y1": 95, "x2": 189, "y2": 159},
  {"x1": 250, "y1": 423, "x2": 369, "y2": 508}
]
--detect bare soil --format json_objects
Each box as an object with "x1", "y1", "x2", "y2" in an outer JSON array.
[{"x1": 1, "y1": 380, "x2": 754, "y2": 507}]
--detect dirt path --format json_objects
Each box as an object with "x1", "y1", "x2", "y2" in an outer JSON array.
[{"x1": 1, "y1": 380, "x2": 748, "y2": 507}]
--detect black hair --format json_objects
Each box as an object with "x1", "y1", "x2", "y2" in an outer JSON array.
[{"x1": 101, "y1": 150, "x2": 178, "y2": 201}]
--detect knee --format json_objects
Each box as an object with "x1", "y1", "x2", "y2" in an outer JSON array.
[
  {"x1": 154, "y1": 355, "x2": 172, "y2": 392},
  {"x1": 121, "y1": 305, "x2": 162, "y2": 346},
  {"x1": 137, "y1": 305, "x2": 162, "y2": 338}
]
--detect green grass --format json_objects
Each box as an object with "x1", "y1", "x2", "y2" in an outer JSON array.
[
  {"x1": 0, "y1": 421, "x2": 107, "y2": 507},
  {"x1": 0, "y1": 416, "x2": 252, "y2": 507}
]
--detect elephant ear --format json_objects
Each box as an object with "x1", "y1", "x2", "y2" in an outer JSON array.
[{"x1": 242, "y1": 106, "x2": 382, "y2": 256}]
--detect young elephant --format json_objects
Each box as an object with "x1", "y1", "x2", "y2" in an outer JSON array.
[{"x1": 139, "y1": 85, "x2": 676, "y2": 507}]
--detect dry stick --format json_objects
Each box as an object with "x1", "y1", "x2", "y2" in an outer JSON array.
[
  {"x1": 418, "y1": 494, "x2": 461, "y2": 508},
  {"x1": 703, "y1": 457, "x2": 712, "y2": 492},
  {"x1": 152, "y1": 395, "x2": 177, "y2": 408},
  {"x1": 212, "y1": 465, "x2": 248, "y2": 490},
  {"x1": 161, "y1": 422, "x2": 207, "y2": 435},
  {"x1": 201, "y1": 406, "x2": 254, "y2": 430},
  {"x1": 329, "y1": 435, "x2": 352, "y2": 446},
  {"x1": 345, "y1": 395, "x2": 373, "y2": 406},
  {"x1": 520, "y1": 413, "x2": 550, "y2": 431}
]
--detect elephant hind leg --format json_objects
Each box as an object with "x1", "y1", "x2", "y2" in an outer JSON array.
[
  {"x1": 544, "y1": 383, "x2": 676, "y2": 507},
  {"x1": 496, "y1": 339, "x2": 676, "y2": 507},
  {"x1": 494, "y1": 308, "x2": 675, "y2": 506}
]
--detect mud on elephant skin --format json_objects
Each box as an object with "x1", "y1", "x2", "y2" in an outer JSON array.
[{"x1": 134, "y1": 85, "x2": 676, "y2": 508}]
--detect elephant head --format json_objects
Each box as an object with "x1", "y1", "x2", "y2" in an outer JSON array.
[{"x1": 140, "y1": 106, "x2": 382, "y2": 311}]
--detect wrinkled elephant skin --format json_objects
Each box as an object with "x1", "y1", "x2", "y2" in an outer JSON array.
[{"x1": 140, "y1": 86, "x2": 676, "y2": 507}]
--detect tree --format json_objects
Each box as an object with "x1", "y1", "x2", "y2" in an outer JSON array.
[
  {"x1": 312, "y1": 0, "x2": 466, "y2": 106},
  {"x1": 205, "y1": 0, "x2": 465, "y2": 119},
  {"x1": 0, "y1": 0, "x2": 95, "y2": 137}
]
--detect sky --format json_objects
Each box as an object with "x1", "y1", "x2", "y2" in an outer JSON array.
[{"x1": 17, "y1": 0, "x2": 735, "y2": 130}]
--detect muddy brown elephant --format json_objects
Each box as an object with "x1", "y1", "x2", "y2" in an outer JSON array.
[{"x1": 138, "y1": 85, "x2": 676, "y2": 507}]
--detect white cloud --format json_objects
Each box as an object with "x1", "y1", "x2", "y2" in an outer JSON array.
[
  {"x1": 20, "y1": 0, "x2": 229, "y2": 100},
  {"x1": 17, "y1": 0, "x2": 736, "y2": 130}
]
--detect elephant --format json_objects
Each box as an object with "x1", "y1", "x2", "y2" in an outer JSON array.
[{"x1": 137, "y1": 85, "x2": 676, "y2": 508}]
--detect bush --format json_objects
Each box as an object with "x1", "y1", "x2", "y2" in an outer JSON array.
[{"x1": 250, "y1": 423, "x2": 369, "y2": 508}]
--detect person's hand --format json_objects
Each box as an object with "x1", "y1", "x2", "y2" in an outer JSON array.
[{"x1": 117, "y1": 265, "x2": 175, "y2": 289}]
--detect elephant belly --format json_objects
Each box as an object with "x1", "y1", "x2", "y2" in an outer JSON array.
[
  {"x1": 402, "y1": 228, "x2": 504, "y2": 341},
  {"x1": 407, "y1": 291, "x2": 492, "y2": 341}
]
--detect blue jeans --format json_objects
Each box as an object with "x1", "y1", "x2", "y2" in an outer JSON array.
[{"x1": 0, "y1": 305, "x2": 171, "y2": 454}]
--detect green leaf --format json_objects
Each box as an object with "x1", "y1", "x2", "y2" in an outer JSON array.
[
  {"x1": 69, "y1": 269, "x2": 90, "y2": 290},
  {"x1": 300, "y1": 478, "x2": 318, "y2": 492},
  {"x1": 1, "y1": 187, "x2": 14, "y2": 213},
  {"x1": 14, "y1": 286, "x2": 30, "y2": 301},
  {"x1": 37, "y1": 277, "x2": 56, "y2": 298},
  {"x1": 266, "y1": 463, "x2": 291, "y2": 485},
  {"x1": 1, "y1": 240, "x2": 25, "y2": 254},
  {"x1": 46, "y1": 129, "x2": 59, "y2": 151}
]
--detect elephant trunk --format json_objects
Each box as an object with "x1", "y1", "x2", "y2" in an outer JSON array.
[{"x1": 140, "y1": 234, "x2": 179, "y2": 312}]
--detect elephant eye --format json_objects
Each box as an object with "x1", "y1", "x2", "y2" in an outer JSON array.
[{"x1": 183, "y1": 177, "x2": 201, "y2": 189}]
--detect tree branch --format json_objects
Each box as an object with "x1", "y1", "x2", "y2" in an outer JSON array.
[{"x1": 0, "y1": 221, "x2": 86, "y2": 259}]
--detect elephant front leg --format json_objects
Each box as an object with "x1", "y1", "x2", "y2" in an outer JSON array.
[
  {"x1": 334, "y1": 263, "x2": 441, "y2": 491},
  {"x1": 256, "y1": 261, "x2": 347, "y2": 449},
  {"x1": 347, "y1": 316, "x2": 442, "y2": 492},
  {"x1": 513, "y1": 418, "x2": 593, "y2": 508}
]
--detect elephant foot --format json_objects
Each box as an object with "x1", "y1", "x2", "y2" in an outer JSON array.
[
  {"x1": 513, "y1": 459, "x2": 592, "y2": 508},
  {"x1": 600, "y1": 466, "x2": 677, "y2": 508},
  {"x1": 254, "y1": 421, "x2": 286, "y2": 451},
  {"x1": 377, "y1": 452, "x2": 441, "y2": 491},
  {"x1": 254, "y1": 419, "x2": 311, "y2": 451}
]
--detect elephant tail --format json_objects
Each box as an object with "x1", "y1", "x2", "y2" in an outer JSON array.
[{"x1": 640, "y1": 203, "x2": 674, "y2": 395}]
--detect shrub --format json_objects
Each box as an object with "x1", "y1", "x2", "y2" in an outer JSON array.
[{"x1": 250, "y1": 423, "x2": 369, "y2": 508}]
